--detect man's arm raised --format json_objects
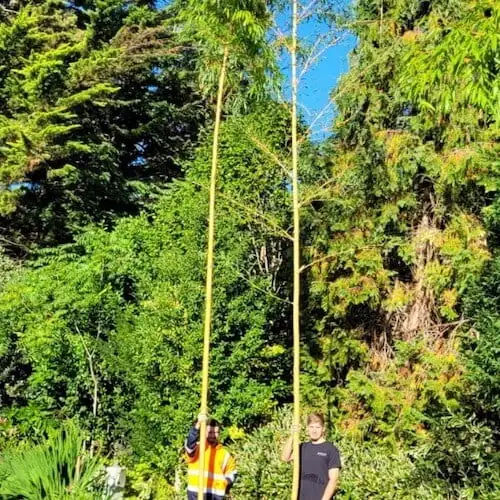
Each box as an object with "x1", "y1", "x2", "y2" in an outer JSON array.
[
  {"x1": 185, "y1": 413, "x2": 208, "y2": 457},
  {"x1": 280, "y1": 425, "x2": 300, "y2": 462}
]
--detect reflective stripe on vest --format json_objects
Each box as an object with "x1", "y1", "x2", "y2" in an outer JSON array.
[{"x1": 186, "y1": 444, "x2": 236, "y2": 495}]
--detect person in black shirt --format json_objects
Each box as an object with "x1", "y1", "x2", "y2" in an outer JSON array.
[{"x1": 281, "y1": 412, "x2": 341, "y2": 500}]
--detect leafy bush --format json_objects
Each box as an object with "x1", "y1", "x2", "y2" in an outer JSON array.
[
  {"x1": 230, "y1": 409, "x2": 292, "y2": 499},
  {"x1": 230, "y1": 407, "x2": 500, "y2": 499},
  {"x1": 410, "y1": 413, "x2": 500, "y2": 499},
  {"x1": 231, "y1": 408, "x2": 421, "y2": 499},
  {"x1": 123, "y1": 461, "x2": 176, "y2": 499},
  {"x1": 408, "y1": 255, "x2": 500, "y2": 499},
  {"x1": 0, "y1": 423, "x2": 105, "y2": 499}
]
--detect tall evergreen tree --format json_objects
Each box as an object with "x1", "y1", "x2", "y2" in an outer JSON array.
[
  {"x1": 301, "y1": 0, "x2": 498, "y2": 495},
  {"x1": 0, "y1": 0, "x2": 205, "y2": 251}
]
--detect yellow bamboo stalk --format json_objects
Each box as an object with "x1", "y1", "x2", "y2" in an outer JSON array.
[
  {"x1": 291, "y1": 0, "x2": 301, "y2": 498},
  {"x1": 198, "y1": 45, "x2": 229, "y2": 500}
]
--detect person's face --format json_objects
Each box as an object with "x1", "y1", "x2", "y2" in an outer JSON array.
[
  {"x1": 206, "y1": 425, "x2": 220, "y2": 446},
  {"x1": 307, "y1": 420, "x2": 324, "y2": 442}
]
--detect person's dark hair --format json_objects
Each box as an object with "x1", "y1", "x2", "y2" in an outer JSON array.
[
  {"x1": 192, "y1": 418, "x2": 220, "y2": 428},
  {"x1": 307, "y1": 412, "x2": 325, "y2": 426}
]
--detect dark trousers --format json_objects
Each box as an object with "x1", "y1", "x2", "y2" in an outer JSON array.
[{"x1": 187, "y1": 492, "x2": 225, "y2": 500}]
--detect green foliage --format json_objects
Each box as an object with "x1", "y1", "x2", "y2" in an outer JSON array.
[
  {"x1": 309, "y1": 0, "x2": 497, "y2": 333},
  {"x1": 175, "y1": 0, "x2": 277, "y2": 109},
  {"x1": 231, "y1": 408, "x2": 462, "y2": 499},
  {"x1": 0, "y1": 104, "x2": 292, "y2": 475},
  {"x1": 411, "y1": 412, "x2": 500, "y2": 499},
  {"x1": 415, "y1": 255, "x2": 500, "y2": 497},
  {"x1": 230, "y1": 409, "x2": 292, "y2": 499},
  {"x1": 401, "y1": 0, "x2": 499, "y2": 117},
  {"x1": 463, "y1": 255, "x2": 500, "y2": 420},
  {"x1": 336, "y1": 438, "x2": 437, "y2": 500},
  {"x1": 124, "y1": 461, "x2": 176, "y2": 499},
  {"x1": 0, "y1": 1, "x2": 498, "y2": 498},
  {"x1": 0, "y1": 0, "x2": 205, "y2": 249},
  {"x1": 300, "y1": 2, "x2": 499, "y2": 497},
  {"x1": 0, "y1": 423, "x2": 105, "y2": 499},
  {"x1": 0, "y1": 247, "x2": 17, "y2": 290},
  {"x1": 333, "y1": 339, "x2": 464, "y2": 445}
]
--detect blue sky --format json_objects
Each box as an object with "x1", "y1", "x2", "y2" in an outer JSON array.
[
  {"x1": 277, "y1": 5, "x2": 356, "y2": 139},
  {"x1": 294, "y1": 32, "x2": 355, "y2": 139},
  {"x1": 157, "y1": 0, "x2": 356, "y2": 138}
]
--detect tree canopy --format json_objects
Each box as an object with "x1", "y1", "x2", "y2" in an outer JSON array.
[{"x1": 0, "y1": 0, "x2": 498, "y2": 497}]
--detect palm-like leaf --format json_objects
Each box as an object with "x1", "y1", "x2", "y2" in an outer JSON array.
[{"x1": 0, "y1": 424, "x2": 105, "y2": 499}]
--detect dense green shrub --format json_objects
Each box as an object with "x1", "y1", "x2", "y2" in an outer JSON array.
[{"x1": 0, "y1": 104, "x2": 293, "y2": 474}]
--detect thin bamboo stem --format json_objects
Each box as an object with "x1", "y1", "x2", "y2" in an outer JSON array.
[
  {"x1": 291, "y1": 0, "x2": 301, "y2": 498},
  {"x1": 198, "y1": 45, "x2": 229, "y2": 500}
]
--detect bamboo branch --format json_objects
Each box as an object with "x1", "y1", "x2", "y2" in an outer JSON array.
[
  {"x1": 237, "y1": 270, "x2": 292, "y2": 305},
  {"x1": 190, "y1": 179, "x2": 294, "y2": 242},
  {"x1": 250, "y1": 232, "x2": 266, "y2": 276},
  {"x1": 246, "y1": 132, "x2": 292, "y2": 178},
  {"x1": 298, "y1": 33, "x2": 342, "y2": 83},
  {"x1": 298, "y1": 35, "x2": 325, "y2": 80},
  {"x1": 300, "y1": 98, "x2": 335, "y2": 141},
  {"x1": 300, "y1": 252, "x2": 337, "y2": 273},
  {"x1": 298, "y1": 0, "x2": 321, "y2": 21},
  {"x1": 75, "y1": 325, "x2": 98, "y2": 458},
  {"x1": 76, "y1": 330, "x2": 98, "y2": 420},
  {"x1": 299, "y1": 177, "x2": 337, "y2": 207},
  {"x1": 300, "y1": 244, "x2": 385, "y2": 273}
]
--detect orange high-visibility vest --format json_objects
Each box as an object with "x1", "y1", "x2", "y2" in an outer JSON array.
[{"x1": 186, "y1": 442, "x2": 237, "y2": 498}]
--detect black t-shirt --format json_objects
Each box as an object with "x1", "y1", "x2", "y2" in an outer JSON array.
[{"x1": 298, "y1": 441, "x2": 341, "y2": 500}]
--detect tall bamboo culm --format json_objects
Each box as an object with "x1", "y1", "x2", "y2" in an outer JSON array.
[
  {"x1": 291, "y1": 0, "x2": 301, "y2": 498},
  {"x1": 198, "y1": 45, "x2": 229, "y2": 500}
]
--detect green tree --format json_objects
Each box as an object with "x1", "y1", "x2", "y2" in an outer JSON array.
[
  {"x1": 300, "y1": 3, "x2": 498, "y2": 493},
  {"x1": 176, "y1": 0, "x2": 277, "y2": 108},
  {"x1": 0, "y1": 0, "x2": 205, "y2": 250},
  {"x1": 0, "y1": 104, "x2": 293, "y2": 475}
]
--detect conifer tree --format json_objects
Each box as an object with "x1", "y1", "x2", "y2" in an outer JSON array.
[
  {"x1": 302, "y1": 0, "x2": 498, "y2": 476},
  {"x1": 0, "y1": 0, "x2": 204, "y2": 251}
]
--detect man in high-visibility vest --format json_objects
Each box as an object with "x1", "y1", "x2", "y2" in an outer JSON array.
[{"x1": 184, "y1": 414, "x2": 237, "y2": 499}]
